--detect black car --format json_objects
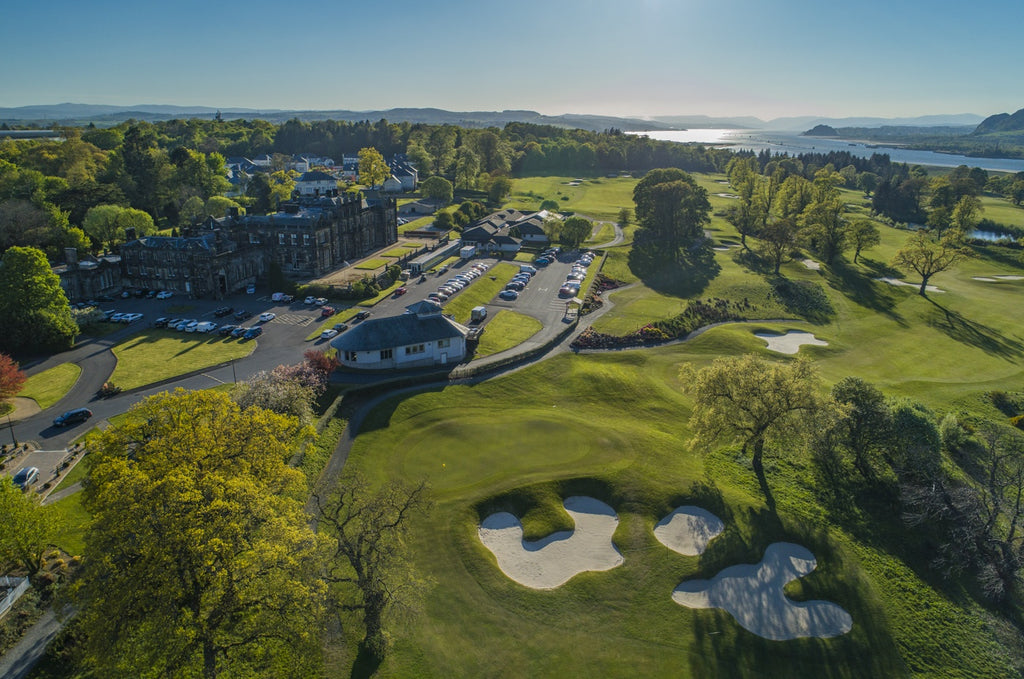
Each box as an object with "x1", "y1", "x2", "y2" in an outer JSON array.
[
  {"x1": 233, "y1": 309, "x2": 252, "y2": 321},
  {"x1": 355, "y1": 310, "x2": 371, "y2": 321},
  {"x1": 218, "y1": 324, "x2": 238, "y2": 336},
  {"x1": 53, "y1": 407, "x2": 93, "y2": 427},
  {"x1": 154, "y1": 317, "x2": 170, "y2": 328},
  {"x1": 214, "y1": 306, "x2": 234, "y2": 317},
  {"x1": 230, "y1": 326, "x2": 248, "y2": 338},
  {"x1": 242, "y1": 326, "x2": 263, "y2": 340}
]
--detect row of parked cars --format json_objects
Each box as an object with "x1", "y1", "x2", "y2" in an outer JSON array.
[
  {"x1": 154, "y1": 316, "x2": 264, "y2": 340},
  {"x1": 499, "y1": 264, "x2": 538, "y2": 301},
  {"x1": 427, "y1": 262, "x2": 491, "y2": 305},
  {"x1": 103, "y1": 311, "x2": 144, "y2": 323},
  {"x1": 558, "y1": 251, "x2": 595, "y2": 297}
]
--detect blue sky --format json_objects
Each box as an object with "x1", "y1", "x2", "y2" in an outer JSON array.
[{"x1": 2, "y1": 0, "x2": 1021, "y2": 120}]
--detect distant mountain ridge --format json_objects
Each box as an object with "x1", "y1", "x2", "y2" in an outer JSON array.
[
  {"x1": 0, "y1": 104, "x2": 671, "y2": 133},
  {"x1": 973, "y1": 108, "x2": 1024, "y2": 134}
]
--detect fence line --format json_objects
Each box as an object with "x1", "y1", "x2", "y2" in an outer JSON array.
[{"x1": 0, "y1": 576, "x2": 30, "y2": 620}]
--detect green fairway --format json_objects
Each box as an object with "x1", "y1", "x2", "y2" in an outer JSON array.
[
  {"x1": 331, "y1": 175, "x2": 1024, "y2": 677},
  {"x1": 109, "y1": 330, "x2": 255, "y2": 391},
  {"x1": 18, "y1": 363, "x2": 82, "y2": 409},
  {"x1": 506, "y1": 176, "x2": 638, "y2": 222},
  {"x1": 473, "y1": 311, "x2": 542, "y2": 357}
]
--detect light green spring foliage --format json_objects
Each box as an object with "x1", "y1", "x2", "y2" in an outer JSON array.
[{"x1": 73, "y1": 389, "x2": 325, "y2": 679}]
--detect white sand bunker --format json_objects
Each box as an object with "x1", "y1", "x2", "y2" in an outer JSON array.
[
  {"x1": 755, "y1": 331, "x2": 828, "y2": 354},
  {"x1": 478, "y1": 496, "x2": 623, "y2": 589},
  {"x1": 875, "y1": 277, "x2": 944, "y2": 293},
  {"x1": 673, "y1": 542, "x2": 853, "y2": 640},
  {"x1": 802, "y1": 259, "x2": 821, "y2": 270},
  {"x1": 653, "y1": 506, "x2": 724, "y2": 556},
  {"x1": 973, "y1": 274, "x2": 1024, "y2": 282}
]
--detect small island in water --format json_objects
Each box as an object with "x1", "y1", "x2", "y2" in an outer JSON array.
[{"x1": 802, "y1": 124, "x2": 840, "y2": 137}]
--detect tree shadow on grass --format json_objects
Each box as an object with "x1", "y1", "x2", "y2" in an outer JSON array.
[
  {"x1": 349, "y1": 641, "x2": 382, "y2": 679},
  {"x1": 822, "y1": 260, "x2": 904, "y2": 322},
  {"x1": 925, "y1": 298, "x2": 1024, "y2": 359},
  {"x1": 627, "y1": 242, "x2": 721, "y2": 297}
]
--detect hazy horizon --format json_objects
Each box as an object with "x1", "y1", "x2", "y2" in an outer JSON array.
[{"x1": 3, "y1": 0, "x2": 1022, "y2": 121}]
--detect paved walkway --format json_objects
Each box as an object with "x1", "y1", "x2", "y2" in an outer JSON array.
[{"x1": 0, "y1": 609, "x2": 67, "y2": 679}]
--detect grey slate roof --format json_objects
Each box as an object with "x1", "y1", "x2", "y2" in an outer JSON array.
[
  {"x1": 297, "y1": 170, "x2": 336, "y2": 183},
  {"x1": 334, "y1": 313, "x2": 468, "y2": 352},
  {"x1": 121, "y1": 234, "x2": 217, "y2": 251}
]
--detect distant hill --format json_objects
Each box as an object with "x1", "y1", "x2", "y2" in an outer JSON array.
[
  {"x1": 0, "y1": 104, "x2": 672, "y2": 133},
  {"x1": 765, "y1": 113, "x2": 985, "y2": 131},
  {"x1": 802, "y1": 124, "x2": 840, "y2": 137},
  {"x1": 973, "y1": 108, "x2": 1024, "y2": 134}
]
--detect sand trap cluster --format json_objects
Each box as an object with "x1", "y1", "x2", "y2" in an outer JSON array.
[
  {"x1": 875, "y1": 277, "x2": 944, "y2": 293},
  {"x1": 973, "y1": 274, "x2": 1024, "y2": 282},
  {"x1": 478, "y1": 496, "x2": 623, "y2": 589},
  {"x1": 755, "y1": 331, "x2": 828, "y2": 354},
  {"x1": 673, "y1": 542, "x2": 853, "y2": 640},
  {"x1": 653, "y1": 506, "x2": 724, "y2": 556},
  {"x1": 802, "y1": 259, "x2": 821, "y2": 270}
]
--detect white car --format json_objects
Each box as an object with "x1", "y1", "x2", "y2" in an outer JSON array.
[
  {"x1": 259, "y1": 312, "x2": 276, "y2": 322},
  {"x1": 314, "y1": 297, "x2": 328, "y2": 306},
  {"x1": 184, "y1": 320, "x2": 200, "y2": 332},
  {"x1": 121, "y1": 312, "x2": 144, "y2": 323},
  {"x1": 156, "y1": 290, "x2": 173, "y2": 300},
  {"x1": 320, "y1": 328, "x2": 339, "y2": 340},
  {"x1": 304, "y1": 296, "x2": 317, "y2": 305},
  {"x1": 195, "y1": 321, "x2": 218, "y2": 333}
]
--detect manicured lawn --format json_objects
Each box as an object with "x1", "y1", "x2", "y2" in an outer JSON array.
[
  {"x1": 473, "y1": 311, "x2": 542, "y2": 357},
  {"x1": 49, "y1": 491, "x2": 90, "y2": 557},
  {"x1": 108, "y1": 330, "x2": 255, "y2": 391},
  {"x1": 51, "y1": 453, "x2": 89, "y2": 493},
  {"x1": 587, "y1": 221, "x2": 614, "y2": 244},
  {"x1": 354, "y1": 257, "x2": 390, "y2": 270},
  {"x1": 19, "y1": 363, "x2": 82, "y2": 409},
  {"x1": 442, "y1": 262, "x2": 519, "y2": 323}
]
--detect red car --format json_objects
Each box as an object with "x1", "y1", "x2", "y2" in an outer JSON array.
[
  {"x1": 394, "y1": 286, "x2": 408, "y2": 297},
  {"x1": 320, "y1": 306, "x2": 335, "y2": 317}
]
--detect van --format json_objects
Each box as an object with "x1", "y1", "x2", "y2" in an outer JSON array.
[
  {"x1": 471, "y1": 306, "x2": 487, "y2": 323},
  {"x1": 271, "y1": 292, "x2": 287, "y2": 302}
]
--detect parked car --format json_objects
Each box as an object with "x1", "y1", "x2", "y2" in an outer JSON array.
[
  {"x1": 320, "y1": 306, "x2": 335, "y2": 317},
  {"x1": 314, "y1": 297, "x2": 328, "y2": 306},
  {"x1": 12, "y1": 467, "x2": 39, "y2": 490},
  {"x1": 499, "y1": 289, "x2": 519, "y2": 300},
  {"x1": 53, "y1": 407, "x2": 92, "y2": 427},
  {"x1": 535, "y1": 257, "x2": 552, "y2": 266},
  {"x1": 184, "y1": 320, "x2": 200, "y2": 332},
  {"x1": 153, "y1": 317, "x2": 169, "y2": 328},
  {"x1": 218, "y1": 324, "x2": 238, "y2": 336},
  {"x1": 505, "y1": 281, "x2": 525, "y2": 291},
  {"x1": 259, "y1": 312, "x2": 276, "y2": 322},
  {"x1": 242, "y1": 326, "x2": 263, "y2": 340},
  {"x1": 394, "y1": 286, "x2": 407, "y2": 297},
  {"x1": 320, "y1": 328, "x2": 339, "y2": 340},
  {"x1": 213, "y1": 306, "x2": 234, "y2": 317},
  {"x1": 194, "y1": 321, "x2": 218, "y2": 333},
  {"x1": 166, "y1": 318, "x2": 183, "y2": 329},
  {"x1": 354, "y1": 310, "x2": 371, "y2": 321},
  {"x1": 230, "y1": 326, "x2": 248, "y2": 338},
  {"x1": 156, "y1": 290, "x2": 174, "y2": 299},
  {"x1": 109, "y1": 312, "x2": 125, "y2": 322},
  {"x1": 332, "y1": 322, "x2": 349, "y2": 333},
  {"x1": 233, "y1": 309, "x2": 252, "y2": 321},
  {"x1": 120, "y1": 312, "x2": 144, "y2": 323},
  {"x1": 246, "y1": 285, "x2": 256, "y2": 294},
  {"x1": 304, "y1": 296, "x2": 317, "y2": 305}
]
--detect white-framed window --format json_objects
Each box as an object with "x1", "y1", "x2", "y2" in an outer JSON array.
[
  {"x1": 438, "y1": 338, "x2": 451, "y2": 349},
  {"x1": 278, "y1": 233, "x2": 286, "y2": 246},
  {"x1": 404, "y1": 344, "x2": 425, "y2": 355},
  {"x1": 290, "y1": 234, "x2": 297, "y2": 246},
  {"x1": 303, "y1": 234, "x2": 311, "y2": 246},
  {"x1": 380, "y1": 348, "x2": 393, "y2": 360},
  {"x1": 344, "y1": 351, "x2": 357, "y2": 362}
]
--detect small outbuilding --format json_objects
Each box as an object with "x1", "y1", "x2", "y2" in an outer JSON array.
[{"x1": 332, "y1": 300, "x2": 469, "y2": 370}]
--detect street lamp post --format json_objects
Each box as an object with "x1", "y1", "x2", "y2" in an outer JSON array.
[{"x1": 7, "y1": 412, "x2": 17, "y2": 447}]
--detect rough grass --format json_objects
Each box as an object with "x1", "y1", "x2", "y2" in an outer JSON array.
[
  {"x1": 18, "y1": 363, "x2": 82, "y2": 409},
  {"x1": 473, "y1": 311, "x2": 543, "y2": 357},
  {"x1": 109, "y1": 330, "x2": 255, "y2": 391}
]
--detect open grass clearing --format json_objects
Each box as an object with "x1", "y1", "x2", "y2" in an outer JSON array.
[
  {"x1": 443, "y1": 262, "x2": 519, "y2": 323},
  {"x1": 18, "y1": 363, "x2": 82, "y2": 409},
  {"x1": 473, "y1": 310, "x2": 543, "y2": 357},
  {"x1": 109, "y1": 330, "x2": 255, "y2": 391}
]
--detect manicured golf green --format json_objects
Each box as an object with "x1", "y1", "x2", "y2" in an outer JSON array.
[
  {"x1": 109, "y1": 330, "x2": 255, "y2": 391},
  {"x1": 18, "y1": 363, "x2": 82, "y2": 409},
  {"x1": 506, "y1": 176, "x2": 638, "y2": 222}
]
